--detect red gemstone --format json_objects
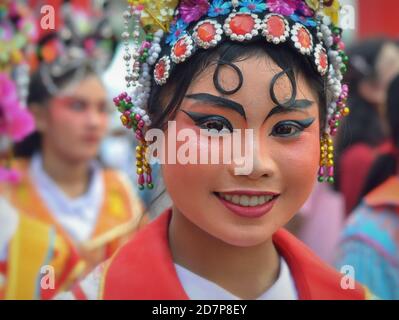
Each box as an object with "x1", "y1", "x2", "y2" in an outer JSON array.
[
  {"x1": 298, "y1": 27, "x2": 311, "y2": 48},
  {"x1": 174, "y1": 38, "x2": 187, "y2": 57},
  {"x1": 267, "y1": 16, "x2": 285, "y2": 37},
  {"x1": 230, "y1": 14, "x2": 255, "y2": 35},
  {"x1": 320, "y1": 51, "x2": 328, "y2": 70},
  {"x1": 198, "y1": 22, "x2": 216, "y2": 42},
  {"x1": 155, "y1": 61, "x2": 166, "y2": 79}
]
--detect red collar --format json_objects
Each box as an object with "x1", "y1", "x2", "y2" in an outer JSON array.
[{"x1": 102, "y1": 209, "x2": 366, "y2": 300}]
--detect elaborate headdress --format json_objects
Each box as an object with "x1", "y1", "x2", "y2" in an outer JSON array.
[
  {"x1": 115, "y1": 0, "x2": 350, "y2": 189},
  {"x1": 28, "y1": 0, "x2": 117, "y2": 95}
]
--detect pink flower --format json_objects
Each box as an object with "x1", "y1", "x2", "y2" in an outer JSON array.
[
  {"x1": 267, "y1": 0, "x2": 301, "y2": 16},
  {"x1": 179, "y1": 0, "x2": 210, "y2": 24},
  {"x1": 0, "y1": 167, "x2": 21, "y2": 184},
  {"x1": 0, "y1": 73, "x2": 35, "y2": 142}
]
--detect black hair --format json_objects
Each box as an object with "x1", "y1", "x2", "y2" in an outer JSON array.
[
  {"x1": 147, "y1": 40, "x2": 327, "y2": 133},
  {"x1": 358, "y1": 73, "x2": 399, "y2": 202},
  {"x1": 14, "y1": 62, "x2": 100, "y2": 158}
]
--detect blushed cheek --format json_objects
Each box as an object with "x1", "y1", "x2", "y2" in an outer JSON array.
[
  {"x1": 162, "y1": 124, "x2": 223, "y2": 205},
  {"x1": 278, "y1": 134, "x2": 320, "y2": 201}
]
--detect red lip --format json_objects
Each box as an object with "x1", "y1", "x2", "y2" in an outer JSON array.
[
  {"x1": 215, "y1": 192, "x2": 279, "y2": 218},
  {"x1": 82, "y1": 136, "x2": 100, "y2": 143},
  {"x1": 217, "y1": 190, "x2": 279, "y2": 196}
]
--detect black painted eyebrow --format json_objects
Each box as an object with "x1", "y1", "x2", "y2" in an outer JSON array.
[
  {"x1": 185, "y1": 93, "x2": 246, "y2": 119},
  {"x1": 265, "y1": 99, "x2": 314, "y2": 121}
]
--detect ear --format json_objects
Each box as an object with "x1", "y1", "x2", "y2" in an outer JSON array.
[
  {"x1": 29, "y1": 103, "x2": 48, "y2": 133},
  {"x1": 358, "y1": 79, "x2": 385, "y2": 106}
]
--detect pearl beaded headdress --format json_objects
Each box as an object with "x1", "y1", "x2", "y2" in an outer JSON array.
[{"x1": 115, "y1": 0, "x2": 350, "y2": 189}]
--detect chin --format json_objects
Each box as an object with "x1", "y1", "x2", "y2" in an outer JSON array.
[{"x1": 209, "y1": 224, "x2": 273, "y2": 248}]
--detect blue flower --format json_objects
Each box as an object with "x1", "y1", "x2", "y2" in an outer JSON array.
[
  {"x1": 239, "y1": 0, "x2": 267, "y2": 13},
  {"x1": 290, "y1": 14, "x2": 317, "y2": 27},
  {"x1": 165, "y1": 19, "x2": 189, "y2": 45},
  {"x1": 208, "y1": 0, "x2": 232, "y2": 17}
]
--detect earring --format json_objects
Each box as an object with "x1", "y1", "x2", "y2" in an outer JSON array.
[
  {"x1": 318, "y1": 133, "x2": 334, "y2": 184},
  {"x1": 113, "y1": 92, "x2": 153, "y2": 190}
]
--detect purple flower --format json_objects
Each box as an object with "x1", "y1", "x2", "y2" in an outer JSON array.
[
  {"x1": 298, "y1": 2, "x2": 314, "y2": 17},
  {"x1": 208, "y1": 0, "x2": 232, "y2": 17},
  {"x1": 179, "y1": 0, "x2": 210, "y2": 24},
  {"x1": 0, "y1": 73, "x2": 35, "y2": 142},
  {"x1": 267, "y1": 0, "x2": 301, "y2": 16}
]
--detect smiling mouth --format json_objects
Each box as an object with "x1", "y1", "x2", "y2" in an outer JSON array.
[{"x1": 214, "y1": 192, "x2": 279, "y2": 207}]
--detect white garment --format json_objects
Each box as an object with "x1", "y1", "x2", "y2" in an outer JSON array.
[
  {"x1": 0, "y1": 197, "x2": 19, "y2": 261},
  {"x1": 175, "y1": 256, "x2": 298, "y2": 300},
  {"x1": 29, "y1": 153, "x2": 104, "y2": 243}
]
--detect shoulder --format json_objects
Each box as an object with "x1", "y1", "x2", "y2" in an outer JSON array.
[
  {"x1": 340, "y1": 203, "x2": 399, "y2": 266},
  {"x1": 274, "y1": 229, "x2": 367, "y2": 299}
]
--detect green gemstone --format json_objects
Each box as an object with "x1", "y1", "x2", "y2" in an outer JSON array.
[
  {"x1": 333, "y1": 27, "x2": 341, "y2": 35},
  {"x1": 341, "y1": 65, "x2": 347, "y2": 73},
  {"x1": 147, "y1": 183, "x2": 154, "y2": 190},
  {"x1": 327, "y1": 177, "x2": 335, "y2": 184},
  {"x1": 318, "y1": 176, "x2": 324, "y2": 183},
  {"x1": 138, "y1": 184, "x2": 145, "y2": 190},
  {"x1": 335, "y1": 121, "x2": 340, "y2": 127}
]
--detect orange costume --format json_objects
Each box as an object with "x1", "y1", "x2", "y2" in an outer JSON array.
[
  {"x1": 69, "y1": 209, "x2": 373, "y2": 300},
  {"x1": 0, "y1": 159, "x2": 147, "y2": 299}
]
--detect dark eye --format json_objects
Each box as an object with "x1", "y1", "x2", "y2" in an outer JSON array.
[
  {"x1": 70, "y1": 101, "x2": 86, "y2": 111},
  {"x1": 199, "y1": 117, "x2": 233, "y2": 135},
  {"x1": 271, "y1": 122, "x2": 304, "y2": 138}
]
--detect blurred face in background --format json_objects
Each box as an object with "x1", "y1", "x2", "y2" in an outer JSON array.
[
  {"x1": 361, "y1": 42, "x2": 399, "y2": 107},
  {"x1": 33, "y1": 74, "x2": 109, "y2": 163}
]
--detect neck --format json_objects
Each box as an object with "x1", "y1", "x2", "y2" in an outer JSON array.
[
  {"x1": 40, "y1": 148, "x2": 92, "y2": 199},
  {"x1": 169, "y1": 206, "x2": 280, "y2": 299}
]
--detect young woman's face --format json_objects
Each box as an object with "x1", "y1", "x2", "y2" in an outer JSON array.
[
  {"x1": 162, "y1": 55, "x2": 321, "y2": 247},
  {"x1": 38, "y1": 75, "x2": 109, "y2": 162}
]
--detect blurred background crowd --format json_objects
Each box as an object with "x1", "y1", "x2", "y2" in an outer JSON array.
[{"x1": 0, "y1": 0, "x2": 399, "y2": 300}]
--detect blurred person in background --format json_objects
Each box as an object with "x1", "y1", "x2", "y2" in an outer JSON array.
[
  {"x1": 335, "y1": 38, "x2": 399, "y2": 216},
  {"x1": 0, "y1": 0, "x2": 146, "y2": 300},
  {"x1": 335, "y1": 73, "x2": 399, "y2": 300}
]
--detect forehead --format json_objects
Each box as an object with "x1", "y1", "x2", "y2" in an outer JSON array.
[
  {"x1": 187, "y1": 55, "x2": 318, "y2": 109},
  {"x1": 59, "y1": 75, "x2": 106, "y2": 100}
]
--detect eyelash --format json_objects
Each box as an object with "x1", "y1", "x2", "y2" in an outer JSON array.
[
  {"x1": 196, "y1": 116, "x2": 234, "y2": 134},
  {"x1": 270, "y1": 121, "x2": 308, "y2": 138}
]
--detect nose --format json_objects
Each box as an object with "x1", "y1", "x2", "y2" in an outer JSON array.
[
  {"x1": 86, "y1": 105, "x2": 107, "y2": 128},
  {"x1": 245, "y1": 133, "x2": 277, "y2": 181}
]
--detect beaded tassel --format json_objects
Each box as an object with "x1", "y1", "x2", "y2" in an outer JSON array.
[
  {"x1": 113, "y1": 92, "x2": 154, "y2": 190},
  {"x1": 318, "y1": 133, "x2": 334, "y2": 184}
]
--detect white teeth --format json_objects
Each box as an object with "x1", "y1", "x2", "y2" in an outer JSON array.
[
  {"x1": 219, "y1": 193, "x2": 276, "y2": 207},
  {"x1": 249, "y1": 196, "x2": 258, "y2": 206},
  {"x1": 232, "y1": 195, "x2": 240, "y2": 204},
  {"x1": 265, "y1": 195, "x2": 274, "y2": 202},
  {"x1": 239, "y1": 195, "x2": 249, "y2": 206}
]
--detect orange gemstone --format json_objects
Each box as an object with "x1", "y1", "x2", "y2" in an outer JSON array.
[
  {"x1": 267, "y1": 16, "x2": 285, "y2": 37},
  {"x1": 229, "y1": 14, "x2": 255, "y2": 35},
  {"x1": 298, "y1": 28, "x2": 311, "y2": 48},
  {"x1": 198, "y1": 23, "x2": 216, "y2": 42},
  {"x1": 174, "y1": 38, "x2": 187, "y2": 57}
]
